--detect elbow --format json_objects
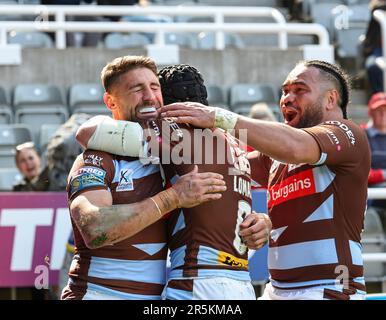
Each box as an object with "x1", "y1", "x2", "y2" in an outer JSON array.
[{"x1": 75, "y1": 127, "x2": 88, "y2": 148}]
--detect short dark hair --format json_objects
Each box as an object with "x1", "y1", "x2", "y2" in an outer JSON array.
[
  {"x1": 158, "y1": 64, "x2": 208, "y2": 105},
  {"x1": 101, "y1": 55, "x2": 158, "y2": 92},
  {"x1": 300, "y1": 60, "x2": 350, "y2": 119}
]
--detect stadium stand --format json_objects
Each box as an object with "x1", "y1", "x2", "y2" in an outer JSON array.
[
  {"x1": 8, "y1": 31, "x2": 54, "y2": 48},
  {"x1": 104, "y1": 32, "x2": 151, "y2": 49},
  {"x1": 68, "y1": 83, "x2": 106, "y2": 115},
  {"x1": 0, "y1": 167, "x2": 22, "y2": 191},
  {"x1": 0, "y1": 87, "x2": 12, "y2": 124},
  {"x1": 13, "y1": 84, "x2": 69, "y2": 141},
  {"x1": 229, "y1": 83, "x2": 277, "y2": 112},
  {"x1": 38, "y1": 123, "x2": 60, "y2": 154},
  {"x1": 0, "y1": 124, "x2": 33, "y2": 168},
  {"x1": 206, "y1": 84, "x2": 230, "y2": 109},
  {"x1": 362, "y1": 208, "x2": 386, "y2": 283}
]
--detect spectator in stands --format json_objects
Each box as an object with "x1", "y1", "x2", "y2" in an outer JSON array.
[
  {"x1": 248, "y1": 102, "x2": 278, "y2": 122},
  {"x1": 366, "y1": 92, "x2": 386, "y2": 228},
  {"x1": 363, "y1": 0, "x2": 386, "y2": 93},
  {"x1": 12, "y1": 142, "x2": 49, "y2": 300},
  {"x1": 13, "y1": 142, "x2": 48, "y2": 192}
]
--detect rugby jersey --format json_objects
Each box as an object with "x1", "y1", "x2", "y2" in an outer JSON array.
[
  {"x1": 144, "y1": 119, "x2": 253, "y2": 285},
  {"x1": 250, "y1": 119, "x2": 370, "y2": 294},
  {"x1": 62, "y1": 150, "x2": 167, "y2": 300}
]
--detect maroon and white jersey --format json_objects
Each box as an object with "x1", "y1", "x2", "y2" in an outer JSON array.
[
  {"x1": 250, "y1": 119, "x2": 370, "y2": 293},
  {"x1": 62, "y1": 150, "x2": 167, "y2": 300},
  {"x1": 144, "y1": 120, "x2": 252, "y2": 282}
]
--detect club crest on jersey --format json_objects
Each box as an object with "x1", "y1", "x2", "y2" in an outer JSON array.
[{"x1": 116, "y1": 168, "x2": 134, "y2": 192}]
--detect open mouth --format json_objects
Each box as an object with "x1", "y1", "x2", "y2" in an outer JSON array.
[{"x1": 283, "y1": 108, "x2": 300, "y2": 126}]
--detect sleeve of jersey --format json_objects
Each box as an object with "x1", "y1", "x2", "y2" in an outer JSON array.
[
  {"x1": 302, "y1": 120, "x2": 367, "y2": 167},
  {"x1": 247, "y1": 150, "x2": 271, "y2": 188},
  {"x1": 67, "y1": 150, "x2": 114, "y2": 201}
]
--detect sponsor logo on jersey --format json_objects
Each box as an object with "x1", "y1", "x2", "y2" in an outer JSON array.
[
  {"x1": 217, "y1": 251, "x2": 248, "y2": 269},
  {"x1": 76, "y1": 167, "x2": 106, "y2": 178},
  {"x1": 84, "y1": 154, "x2": 103, "y2": 166},
  {"x1": 116, "y1": 169, "x2": 134, "y2": 192},
  {"x1": 69, "y1": 172, "x2": 105, "y2": 198},
  {"x1": 268, "y1": 169, "x2": 315, "y2": 208},
  {"x1": 324, "y1": 121, "x2": 356, "y2": 145}
]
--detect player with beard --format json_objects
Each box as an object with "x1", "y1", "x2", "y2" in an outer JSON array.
[
  {"x1": 75, "y1": 63, "x2": 271, "y2": 299},
  {"x1": 61, "y1": 56, "x2": 227, "y2": 300},
  {"x1": 160, "y1": 60, "x2": 371, "y2": 300}
]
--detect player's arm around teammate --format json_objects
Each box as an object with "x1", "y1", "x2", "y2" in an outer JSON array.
[{"x1": 70, "y1": 164, "x2": 226, "y2": 249}]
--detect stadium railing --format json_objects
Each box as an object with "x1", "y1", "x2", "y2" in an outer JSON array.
[{"x1": 0, "y1": 4, "x2": 330, "y2": 51}]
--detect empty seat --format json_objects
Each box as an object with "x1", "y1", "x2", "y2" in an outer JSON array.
[
  {"x1": 104, "y1": 33, "x2": 151, "y2": 49},
  {"x1": 362, "y1": 208, "x2": 386, "y2": 280},
  {"x1": 0, "y1": 168, "x2": 23, "y2": 191},
  {"x1": 69, "y1": 83, "x2": 105, "y2": 113},
  {"x1": 13, "y1": 84, "x2": 68, "y2": 141},
  {"x1": 0, "y1": 124, "x2": 33, "y2": 168},
  {"x1": 207, "y1": 85, "x2": 230, "y2": 109},
  {"x1": 229, "y1": 83, "x2": 277, "y2": 110},
  {"x1": 8, "y1": 31, "x2": 54, "y2": 48},
  {"x1": 0, "y1": 87, "x2": 12, "y2": 124},
  {"x1": 164, "y1": 32, "x2": 197, "y2": 48}
]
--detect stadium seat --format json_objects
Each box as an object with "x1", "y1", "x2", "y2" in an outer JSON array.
[
  {"x1": 164, "y1": 32, "x2": 197, "y2": 48},
  {"x1": 8, "y1": 31, "x2": 54, "y2": 48},
  {"x1": 362, "y1": 208, "x2": 386, "y2": 280},
  {"x1": 194, "y1": 32, "x2": 245, "y2": 50},
  {"x1": 13, "y1": 84, "x2": 68, "y2": 141},
  {"x1": 0, "y1": 167, "x2": 23, "y2": 191},
  {"x1": 120, "y1": 14, "x2": 172, "y2": 42},
  {"x1": 104, "y1": 33, "x2": 151, "y2": 49},
  {"x1": 207, "y1": 85, "x2": 230, "y2": 109},
  {"x1": 68, "y1": 83, "x2": 105, "y2": 114},
  {"x1": 310, "y1": 2, "x2": 343, "y2": 38},
  {"x1": 229, "y1": 83, "x2": 277, "y2": 110},
  {"x1": 0, "y1": 87, "x2": 12, "y2": 124},
  {"x1": 0, "y1": 124, "x2": 33, "y2": 168}
]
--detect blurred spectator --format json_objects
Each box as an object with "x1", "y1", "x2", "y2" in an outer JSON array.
[
  {"x1": 279, "y1": 0, "x2": 305, "y2": 22},
  {"x1": 12, "y1": 142, "x2": 49, "y2": 300},
  {"x1": 97, "y1": 0, "x2": 148, "y2": 22},
  {"x1": 363, "y1": 0, "x2": 386, "y2": 94},
  {"x1": 13, "y1": 142, "x2": 49, "y2": 192},
  {"x1": 248, "y1": 102, "x2": 278, "y2": 122},
  {"x1": 366, "y1": 92, "x2": 386, "y2": 228}
]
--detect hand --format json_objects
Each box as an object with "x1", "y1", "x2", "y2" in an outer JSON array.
[
  {"x1": 172, "y1": 165, "x2": 226, "y2": 208},
  {"x1": 239, "y1": 212, "x2": 272, "y2": 250},
  {"x1": 160, "y1": 102, "x2": 216, "y2": 128}
]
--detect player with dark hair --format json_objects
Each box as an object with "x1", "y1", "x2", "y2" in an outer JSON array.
[
  {"x1": 160, "y1": 60, "x2": 371, "y2": 300},
  {"x1": 76, "y1": 62, "x2": 271, "y2": 300}
]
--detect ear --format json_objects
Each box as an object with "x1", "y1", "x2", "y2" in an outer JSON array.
[
  {"x1": 326, "y1": 89, "x2": 339, "y2": 112},
  {"x1": 103, "y1": 92, "x2": 116, "y2": 111}
]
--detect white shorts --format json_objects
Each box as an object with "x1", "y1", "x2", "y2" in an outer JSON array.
[
  {"x1": 259, "y1": 282, "x2": 366, "y2": 300},
  {"x1": 162, "y1": 277, "x2": 256, "y2": 300}
]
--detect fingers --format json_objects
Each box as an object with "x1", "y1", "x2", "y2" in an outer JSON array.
[
  {"x1": 194, "y1": 171, "x2": 224, "y2": 180},
  {"x1": 242, "y1": 229, "x2": 270, "y2": 250}
]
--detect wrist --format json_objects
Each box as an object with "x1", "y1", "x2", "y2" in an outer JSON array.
[
  {"x1": 151, "y1": 187, "x2": 180, "y2": 216},
  {"x1": 214, "y1": 107, "x2": 238, "y2": 130}
]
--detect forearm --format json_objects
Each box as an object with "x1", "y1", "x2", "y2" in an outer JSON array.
[
  {"x1": 76, "y1": 116, "x2": 145, "y2": 157},
  {"x1": 233, "y1": 116, "x2": 320, "y2": 164},
  {"x1": 72, "y1": 188, "x2": 179, "y2": 249}
]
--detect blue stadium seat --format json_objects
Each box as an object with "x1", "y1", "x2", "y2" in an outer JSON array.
[
  {"x1": 8, "y1": 31, "x2": 54, "y2": 48},
  {"x1": 68, "y1": 83, "x2": 107, "y2": 115},
  {"x1": 104, "y1": 33, "x2": 151, "y2": 49},
  {"x1": 229, "y1": 83, "x2": 277, "y2": 111}
]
